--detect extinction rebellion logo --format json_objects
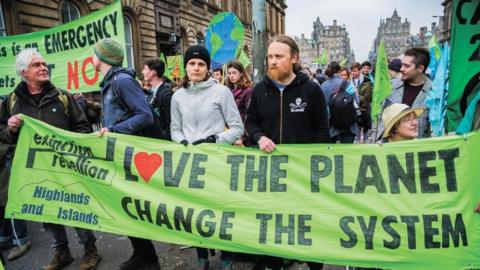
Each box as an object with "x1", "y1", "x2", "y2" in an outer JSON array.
[
  {"x1": 27, "y1": 133, "x2": 168, "y2": 185},
  {"x1": 27, "y1": 133, "x2": 116, "y2": 185}
]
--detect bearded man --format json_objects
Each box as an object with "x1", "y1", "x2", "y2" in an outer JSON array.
[{"x1": 245, "y1": 35, "x2": 329, "y2": 269}]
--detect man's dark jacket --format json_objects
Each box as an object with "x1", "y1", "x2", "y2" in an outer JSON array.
[
  {"x1": 246, "y1": 72, "x2": 330, "y2": 144},
  {"x1": 145, "y1": 82, "x2": 173, "y2": 140}
]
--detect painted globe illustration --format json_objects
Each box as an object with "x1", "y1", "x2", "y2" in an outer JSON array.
[{"x1": 206, "y1": 12, "x2": 245, "y2": 69}]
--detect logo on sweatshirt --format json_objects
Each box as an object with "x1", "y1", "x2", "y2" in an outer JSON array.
[{"x1": 290, "y1": 98, "x2": 307, "y2": 112}]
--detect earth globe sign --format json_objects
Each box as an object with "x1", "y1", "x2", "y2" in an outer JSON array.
[{"x1": 205, "y1": 12, "x2": 245, "y2": 69}]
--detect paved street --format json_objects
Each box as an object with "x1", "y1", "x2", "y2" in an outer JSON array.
[{"x1": 3, "y1": 222, "x2": 348, "y2": 270}]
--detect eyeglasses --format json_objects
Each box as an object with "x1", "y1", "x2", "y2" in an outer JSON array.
[{"x1": 399, "y1": 114, "x2": 418, "y2": 124}]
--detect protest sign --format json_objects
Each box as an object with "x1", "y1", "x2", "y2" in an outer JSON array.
[
  {"x1": 205, "y1": 12, "x2": 245, "y2": 69},
  {"x1": 0, "y1": 0, "x2": 125, "y2": 95},
  {"x1": 166, "y1": 55, "x2": 185, "y2": 80},
  {"x1": 6, "y1": 116, "x2": 480, "y2": 269}
]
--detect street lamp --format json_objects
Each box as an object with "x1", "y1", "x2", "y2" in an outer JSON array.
[{"x1": 169, "y1": 32, "x2": 177, "y2": 55}]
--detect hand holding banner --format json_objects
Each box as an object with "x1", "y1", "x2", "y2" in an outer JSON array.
[{"x1": 5, "y1": 116, "x2": 480, "y2": 270}]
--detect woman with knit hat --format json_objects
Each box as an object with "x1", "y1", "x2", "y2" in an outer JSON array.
[
  {"x1": 170, "y1": 45, "x2": 244, "y2": 270},
  {"x1": 381, "y1": 103, "x2": 425, "y2": 142}
]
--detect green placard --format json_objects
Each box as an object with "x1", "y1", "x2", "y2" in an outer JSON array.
[
  {"x1": 166, "y1": 55, "x2": 185, "y2": 80},
  {"x1": 0, "y1": 0, "x2": 125, "y2": 95},
  {"x1": 5, "y1": 116, "x2": 480, "y2": 270},
  {"x1": 447, "y1": 0, "x2": 480, "y2": 131}
]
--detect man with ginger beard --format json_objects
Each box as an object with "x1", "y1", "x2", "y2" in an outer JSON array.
[{"x1": 245, "y1": 35, "x2": 329, "y2": 270}]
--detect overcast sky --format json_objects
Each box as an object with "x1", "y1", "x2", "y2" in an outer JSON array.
[{"x1": 285, "y1": 0, "x2": 444, "y2": 61}]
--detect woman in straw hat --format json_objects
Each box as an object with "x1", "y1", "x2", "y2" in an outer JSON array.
[{"x1": 381, "y1": 103, "x2": 425, "y2": 142}]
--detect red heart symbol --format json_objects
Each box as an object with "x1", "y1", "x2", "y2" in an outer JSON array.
[{"x1": 134, "y1": 152, "x2": 163, "y2": 183}]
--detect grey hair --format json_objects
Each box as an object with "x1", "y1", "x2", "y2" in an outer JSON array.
[{"x1": 16, "y1": 48, "x2": 43, "y2": 81}]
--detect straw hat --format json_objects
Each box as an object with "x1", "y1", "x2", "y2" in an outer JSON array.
[{"x1": 382, "y1": 103, "x2": 425, "y2": 138}]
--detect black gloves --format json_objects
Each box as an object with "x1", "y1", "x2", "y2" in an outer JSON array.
[
  {"x1": 192, "y1": 135, "x2": 217, "y2": 145},
  {"x1": 180, "y1": 140, "x2": 188, "y2": 146}
]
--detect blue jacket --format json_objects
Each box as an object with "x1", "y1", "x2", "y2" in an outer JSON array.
[{"x1": 100, "y1": 66, "x2": 153, "y2": 135}]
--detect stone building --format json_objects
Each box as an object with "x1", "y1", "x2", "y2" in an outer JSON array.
[
  {"x1": 369, "y1": 8, "x2": 447, "y2": 62},
  {"x1": 313, "y1": 18, "x2": 354, "y2": 65},
  {"x1": 440, "y1": 0, "x2": 453, "y2": 42},
  {"x1": 296, "y1": 17, "x2": 354, "y2": 70},
  {"x1": 294, "y1": 34, "x2": 318, "y2": 71},
  {"x1": 370, "y1": 9, "x2": 410, "y2": 61},
  {"x1": 410, "y1": 20, "x2": 443, "y2": 49},
  {"x1": 0, "y1": 0, "x2": 286, "y2": 72}
]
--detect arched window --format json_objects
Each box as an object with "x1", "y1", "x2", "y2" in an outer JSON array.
[
  {"x1": 0, "y1": 2, "x2": 6, "y2": 36},
  {"x1": 61, "y1": 0, "x2": 81, "y2": 23},
  {"x1": 124, "y1": 15, "x2": 134, "y2": 68}
]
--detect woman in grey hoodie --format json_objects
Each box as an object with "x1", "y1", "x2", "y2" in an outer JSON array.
[{"x1": 170, "y1": 46, "x2": 244, "y2": 270}]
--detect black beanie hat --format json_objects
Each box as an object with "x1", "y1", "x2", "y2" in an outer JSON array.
[
  {"x1": 388, "y1": 58, "x2": 402, "y2": 73},
  {"x1": 184, "y1": 45, "x2": 211, "y2": 70}
]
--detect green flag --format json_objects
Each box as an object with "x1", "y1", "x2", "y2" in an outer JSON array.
[
  {"x1": 370, "y1": 40, "x2": 392, "y2": 124},
  {"x1": 447, "y1": 0, "x2": 480, "y2": 131},
  {"x1": 159, "y1": 53, "x2": 172, "y2": 80},
  {"x1": 428, "y1": 35, "x2": 441, "y2": 60},
  {"x1": 238, "y1": 50, "x2": 251, "y2": 68},
  {"x1": 339, "y1": 58, "x2": 348, "y2": 66},
  {"x1": 320, "y1": 50, "x2": 328, "y2": 65}
]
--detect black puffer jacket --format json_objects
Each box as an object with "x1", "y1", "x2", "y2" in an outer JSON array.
[{"x1": 246, "y1": 72, "x2": 330, "y2": 144}]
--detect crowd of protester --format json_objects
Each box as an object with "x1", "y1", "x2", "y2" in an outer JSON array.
[{"x1": 0, "y1": 34, "x2": 479, "y2": 270}]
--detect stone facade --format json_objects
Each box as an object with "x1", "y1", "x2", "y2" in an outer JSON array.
[
  {"x1": 440, "y1": 0, "x2": 453, "y2": 42},
  {"x1": 370, "y1": 9, "x2": 410, "y2": 61},
  {"x1": 0, "y1": 0, "x2": 286, "y2": 72},
  {"x1": 295, "y1": 34, "x2": 318, "y2": 71},
  {"x1": 296, "y1": 17, "x2": 354, "y2": 71},
  {"x1": 369, "y1": 8, "x2": 447, "y2": 62},
  {"x1": 314, "y1": 19, "x2": 354, "y2": 65},
  {"x1": 409, "y1": 20, "x2": 443, "y2": 49}
]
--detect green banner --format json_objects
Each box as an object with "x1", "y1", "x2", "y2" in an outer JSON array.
[
  {"x1": 447, "y1": 0, "x2": 480, "y2": 131},
  {"x1": 5, "y1": 116, "x2": 480, "y2": 270},
  {"x1": 0, "y1": 1, "x2": 125, "y2": 95}
]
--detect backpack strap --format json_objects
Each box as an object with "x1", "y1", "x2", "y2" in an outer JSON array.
[
  {"x1": 57, "y1": 89, "x2": 69, "y2": 113},
  {"x1": 8, "y1": 93, "x2": 16, "y2": 116},
  {"x1": 110, "y1": 74, "x2": 133, "y2": 116},
  {"x1": 56, "y1": 88, "x2": 69, "y2": 116}
]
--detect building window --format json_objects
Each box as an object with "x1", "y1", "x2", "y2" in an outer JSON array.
[
  {"x1": 124, "y1": 15, "x2": 134, "y2": 68},
  {"x1": 61, "y1": 0, "x2": 81, "y2": 23},
  {"x1": 0, "y1": 2, "x2": 6, "y2": 36}
]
